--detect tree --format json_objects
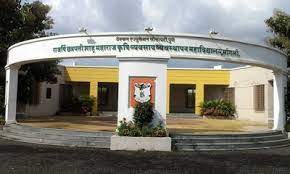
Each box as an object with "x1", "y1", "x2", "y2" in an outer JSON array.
[
  {"x1": 0, "y1": 0, "x2": 60, "y2": 104},
  {"x1": 0, "y1": 0, "x2": 21, "y2": 81},
  {"x1": 265, "y1": 9, "x2": 290, "y2": 123},
  {"x1": 265, "y1": 9, "x2": 290, "y2": 62}
]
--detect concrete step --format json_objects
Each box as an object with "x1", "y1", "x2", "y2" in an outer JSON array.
[
  {"x1": 4, "y1": 127, "x2": 112, "y2": 140},
  {"x1": 171, "y1": 131, "x2": 290, "y2": 151},
  {"x1": 172, "y1": 134, "x2": 288, "y2": 144},
  {"x1": 175, "y1": 139, "x2": 290, "y2": 148},
  {"x1": 3, "y1": 131, "x2": 111, "y2": 143},
  {"x1": 178, "y1": 144, "x2": 290, "y2": 151},
  {"x1": 5, "y1": 124, "x2": 113, "y2": 136},
  {"x1": 176, "y1": 139, "x2": 290, "y2": 151},
  {"x1": 2, "y1": 124, "x2": 112, "y2": 148},
  {"x1": 170, "y1": 130, "x2": 283, "y2": 139},
  {"x1": 2, "y1": 133, "x2": 110, "y2": 148}
]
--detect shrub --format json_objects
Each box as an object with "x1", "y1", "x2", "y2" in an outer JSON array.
[
  {"x1": 133, "y1": 102, "x2": 154, "y2": 128},
  {"x1": 117, "y1": 118, "x2": 167, "y2": 137},
  {"x1": 286, "y1": 124, "x2": 290, "y2": 132},
  {"x1": 200, "y1": 99, "x2": 236, "y2": 118},
  {"x1": 151, "y1": 123, "x2": 167, "y2": 137},
  {"x1": 117, "y1": 101, "x2": 167, "y2": 137},
  {"x1": 286, "y1": 118, "x2": 290, "y2": 132},
  {"x1": 117, "y1": 119, "x2": 140, "y2": 136},
  {"x1": 72, "y1": 95, "x2": 96, "y2": 114}
]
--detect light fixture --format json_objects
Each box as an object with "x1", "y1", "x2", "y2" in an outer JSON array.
[
  {"x1": 79, "y1": 27, "x2": 88, "y2": 34},
  {"x1": 78, "y1": 27, "x2": 96, "y2": 44},
  {"x1": 144, "y1": 27, "x2": 153, "y2": 32},
  {"x1": 209, "y1": 28, "x2": 219, "y2": 35}
]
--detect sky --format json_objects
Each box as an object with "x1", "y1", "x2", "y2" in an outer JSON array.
[{"x1": 32, "y1": 0, "x2": 290, "y2": 68}]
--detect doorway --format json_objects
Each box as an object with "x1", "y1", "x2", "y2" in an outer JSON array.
[
  {"x1": 170, "y1": 84, "x2": 195, "y2": 113},
  {"x1": 98, "y1": 82, "x2": 118, "y2": 112}
]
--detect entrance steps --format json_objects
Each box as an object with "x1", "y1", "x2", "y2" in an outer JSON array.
[
  {"x1": 171, "y1": 131, "x2": 290, "y2": 151},
  {"x1": 1, "y1": 124, "x2": 289, "y2": 151},
  {"x1": 1, "y1": 124, "x2": 113, "y2": 148}
]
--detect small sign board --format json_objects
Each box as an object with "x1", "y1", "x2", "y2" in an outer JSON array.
[{"x1": 129, "y1": 77, "x2": 155, "y2": 107}]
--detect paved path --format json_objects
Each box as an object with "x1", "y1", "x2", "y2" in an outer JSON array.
[
  {"x1": 0, "y1": 137, "x2": 289, "y2": 174},
  {"x1": 18, "y1": 115, "x2": 268, "y2": 133}
]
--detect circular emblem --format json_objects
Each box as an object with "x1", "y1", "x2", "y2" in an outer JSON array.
[{"x1": 134, "y1": 83, "x2": 151, "y2": 103}]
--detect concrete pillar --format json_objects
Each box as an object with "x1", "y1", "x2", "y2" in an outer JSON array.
[
  {"x1": 166, "y1": 82, "x2": 170, "y2": 114},
  {"x1": 5, "y1": 65, "x2": 20, "y2": 124},
  {"x1": 273, "y1": 72, "x2": 287, "y2": 130},
  {"x1": 195, "y1": 83, "x2": 204, "y2": 115},
  {"x1": 117, "y1": 57, "x2": 169, "y2": 125},
  {"x1": 89, "y1": 81, "x2": 98, "y2": 115}
]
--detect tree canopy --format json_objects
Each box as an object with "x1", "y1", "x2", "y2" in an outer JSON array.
[
  {"x1": 0, "y1": 0, "x2": 54, "y2": 69},
  {"x1": 0, "y1": 0, "x2": 60, "y2": 104},
  {"x1": 265, "y1": 9, "x2": 290, "y2": 62}
]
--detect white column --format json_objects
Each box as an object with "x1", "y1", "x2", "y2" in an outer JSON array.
[
  {"x1": 117, "y1": 57, "x2": 169, "y2": 125},
  {"x1": 5, "y1": 65, "x2": 20, "y2": 124},
  {"x1": 273, "y1": 71, "x2": 287, "y2": 130}
]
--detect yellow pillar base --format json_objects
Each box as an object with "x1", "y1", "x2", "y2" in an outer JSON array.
[
  {"x1": 195, "y1": 83, "x2": 204, "y2": 115},
  {"x1": 89, "y1": 81, "x2": 98, "y2": 115},
  {"x1": 166, "y1": 83, "x2": 170, "y2": 114}
]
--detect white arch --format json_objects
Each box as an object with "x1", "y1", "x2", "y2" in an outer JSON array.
[{"x1": 5, "y1": 32, "x2": 288, "y2": 130}]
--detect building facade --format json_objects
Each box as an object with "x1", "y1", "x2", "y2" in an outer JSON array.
[
  {"x1": 18, "y1": 65, "x2": 276, "y2": 127},
  {"x1": 5, "y1": 32, "x2": 287, "y2": 130}
]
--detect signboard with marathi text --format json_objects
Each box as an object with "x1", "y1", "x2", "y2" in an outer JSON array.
[
  {"x1": 7, "y1": 33, "x2": 287, "y2": 73},
  {"x1": 52, "y1": 35, "x2": 240, "y2": 58}
]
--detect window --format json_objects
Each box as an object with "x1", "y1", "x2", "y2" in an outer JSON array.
[
  {"x1": 224, "y1": 87, "x2": 235, "y2": 105},
  {"x1": 46, "y1": 88, "x2": 52, "y2": 99},
  {"x1": 185, "y1": 88, "x2": 194, "y2": 108},
  {"x1": 254, "y1": 85, "x2": 265, "y2": 111}
]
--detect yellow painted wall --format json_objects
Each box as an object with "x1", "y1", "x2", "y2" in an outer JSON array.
[
  {"x1": 64, "y1": 67, "x2": 118, "y2": 114},
  {"x1": 64, "y1": 67, "x2": 118, "y2": 83},
  {"x1": 167, "y1": 69, "x2": 230, "y2": 114},
  {"x1": 64, "y1": 67, "x2": 230, "y2": 115},
  {"x1": 167, "y1": 69, "x2": 230, "y2": 85}
]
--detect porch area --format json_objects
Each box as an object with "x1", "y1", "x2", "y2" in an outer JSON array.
[{"x1": 17, "y1": 115, "x2": 269, "y2": 133}]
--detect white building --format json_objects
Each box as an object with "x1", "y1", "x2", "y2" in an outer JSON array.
[{"x1": 4, "y1": 32, "x2": 288, "y2": 130}]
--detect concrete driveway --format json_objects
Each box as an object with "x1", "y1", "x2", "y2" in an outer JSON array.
[{"x1": 0, "y1": 137, "x2": 289, "y2": 174}]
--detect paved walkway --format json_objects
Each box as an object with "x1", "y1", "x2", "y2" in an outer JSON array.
[
  {"x1": 0, "y1": 137, "x2": 289, "y2": 174},
  {"x1": 19, "y1": 116, "x2": 117, "y2": 132},
  {"x1": 18, "y1": 115, "x2": 269, "y2": 133}
]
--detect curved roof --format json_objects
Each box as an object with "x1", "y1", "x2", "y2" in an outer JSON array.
[
  {"x1": 8, "y1": 32, "x2": 286, "y2": 56},
  {"x1": 7, "y1": 32, "x2": 288, "y2": 72}
]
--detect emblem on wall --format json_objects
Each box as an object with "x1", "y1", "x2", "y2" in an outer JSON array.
[
  {"x1": 129, "y1": 77, "x2": 155, "y2": 107},
  {"x1": 134, "y1": 83, "x2": 151, "y2": 103}
]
